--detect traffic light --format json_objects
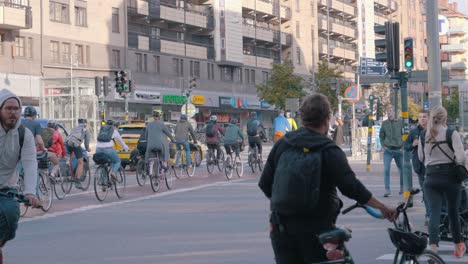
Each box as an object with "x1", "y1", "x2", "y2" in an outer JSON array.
[
  {"x1": 189, "y1": 78, "x2": 196, "y2": 93},
  {"x1": 114, "y1": 71, "x2": 122, "y2": 93},
  {"x1": 120, "y1": 70, "x2": 128, "y2": 92},
  {"x1": 374, "y1": 21, "x2": 400, "y2": 73},
  {"x1": 404, "y1": 37, "x2": 414, "y2": 70},
  {"x1": 114, "y1": 70, "x2": 128, "y2": 95},
  {"x1": 94, "y1": 76, "x2": 102, "y2": 97},
  {"x1": 102, "y1": 76, "x2": 109, "y2": 97}
]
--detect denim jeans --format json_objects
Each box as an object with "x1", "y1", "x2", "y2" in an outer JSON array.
[
  {"x1": 417, "y1": 173, "x2": 431, "y2": 218},
  {"x1": 18, "y1": 162, "x2": 40, "y2": 197},
  {"x1": 383, "y1": 148, "x2": 403, "y2": 193},
  {"x1": 175, "y1": 140, "x2": 191, "y2": 166},
  {"x1": 0, "y1": 188, "x2": 20, "y2": 244},
  {"x1": 95, "y1": 148, "x2": 121, "y2": 174}
]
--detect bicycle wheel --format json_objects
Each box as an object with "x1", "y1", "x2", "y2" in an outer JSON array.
[
  {"x1": 225, "y1": 155, "x2": 233, "y2": 180},
  {"x1": 257, "y1": 156, "x2": 264, "y2": 172},
  {"x1": 80, "y1": 160, "x2": 91, "y2": 191},
  {"x1": 114, "y1": 167, "x2": 126, "y2": 198},
  {"x1": 194, "y1": 149, "x2": 202, "y2": 167},
  {"x1": 186, "y1": 159, "x2": 196, "y2": 177},
  {"x1": 39, "y1": 170, "x2": 53, "y2": 212},
  {"x1": 206, "y1": 150, "x2": 215, "y2": 174},
  {"x1": 235, "y1": 156, "x2": 244, "y2": 178},
  {"x1": 150, "y1": 159, "x2": 160, "y2": 193},
  {"x1": 415, "y1": 250, "x2": 445, "y2": 263},
  {"x1": 217, "y1": 151, "x2": 225, "y2": 172},
  {"x1": 173, "y1": 152, "x2": 184, "y2": 179},
  {"x1": 18, "y1": 176, "x2": 28, "y2": 217},
  {"x1": 93, "y1": 166, "x2": 109, "y2": 202},
  {"x1": 165, "y1": 165, "x2": 174, "y2": 190},
  {"x1": 136, "y1": 159, "x2": 146, "y2": 186},
  {"x1": 53, "y1": 171, "x2": 68, "y2": 200}
]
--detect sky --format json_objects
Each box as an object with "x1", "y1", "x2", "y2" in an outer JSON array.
[{"x1": 451, "y1": 0, "x2": 468, "y2": 15}]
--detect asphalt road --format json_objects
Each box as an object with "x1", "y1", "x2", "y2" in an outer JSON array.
[{"x1": 4, "y1": 146, "x2": 468, "y2": 264}]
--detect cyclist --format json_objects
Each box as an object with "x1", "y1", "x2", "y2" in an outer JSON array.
[
  {"x1": 273, "y1": 110, "x2": 291, "y2": 143},
  {"x1": 246, "y1": 112, "x2": 266, "y2": 161},
  {"x1": 21, "y1": 106, "x2": 47, "y2": 152},
  {"x1": 0, "y1": 89, "x2": 39, "y2": 260},
  {"x1": 145, "y1": 110, "x2": 174, "y2": 170},
  {"x1": 65, "y1": 119, "x2": 91, "y2": 182},
  {"x1": 205, "y1": 115, "x2": 225, "y2": 161},
  {"x1": 224, "y1": 118, "x2": 244, "y2": 159},
  {"x1": 44, "y1": 121, "x2": 66, "y2": 179},
  {"x1": 95, "y1": 120, "x2": 129, "y2": 179},
  {"x1": 174, "y1": 114, "x2": 197, "y2": 167}
]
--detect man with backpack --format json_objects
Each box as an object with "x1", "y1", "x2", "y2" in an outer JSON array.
[
  {"x1": 246, "y1": 112, "x2": 266, "y2": 160},
  {"x1": 21, "y1": 106, "x2": 47, "y2": 152},
  {"x1": 65, "y1": 118, "x2": 91, "y2": 182},
  {"x1": 224, "y1": 118, "x2": 244, "y2": 159},
  {"x1": 0, "y1": 89, "x2": 39, "y2": 262},
  {"x1": 205, "y1": 115, "x2": 225, "y2": 160},
  {"x1": 95, "y1": 120, "x2": 129, "y2": 179},
  {"x1": 259, "y1": 94, "x2": 396, "y2": 263},
  {"x1": 174, "y1": 114, "x2": 197, "y2": 167}
]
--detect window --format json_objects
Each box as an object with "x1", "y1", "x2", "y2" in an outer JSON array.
[
  {"x1": 154, "y1": 55, "x2": 160, "y2": 73},
  {"x1": 250, "y1": 69, "x2": 255, "y2": 83},
  {"x1": 221, "y1": 38, "x2": 225, "y2": 48},
  {"x1": 86, "y1": 45, "x2": 90, "y2": 65},
  {"x1": 49, "y1": 1, "x2": 69, "y2": 23},
  {"x1": 27, "y1": 37, "x2": 33, "y2": 59},
  {"x1": 50, "y1": 41, "x2": 60, "y2": 62},
  {"x1": 75, "y1": 44, "x2": 84, "y2": 65},
  {"x1": 245, "y1": 69, "x2": 250, "y2": 84},
  {"x1": 143, "y1": 54, "x2": 148, "y2": 72},
  {"x1": 112, "y1": 8, "x2": 120, "y2": 33},
  {"x1": 112, "y1": 49, "x2": 120, "y2": 68},
  {"x1": 262, "y1": 71, "x2": 269, "y2": 84},
  {"x1": 136, "y1": 53, "x2": 143, "y2": 72},
  {"x1": 295, "y1": 0, "x2": 300, "y2": 12},
  {"x1": 15, "y1": 37, "x2": 25, "y2": 58},
  {"x1": 177, "y1": 32, "x2": 185, "y2": 42},
  {"x1": 296, "y1": 22, "x2": 300, "y2": 38},
  {"x1": 190, "y1": 60, "x2": 200, "y2": 78},
  {"x1": 296, "y1": 48, "x2": 301, "y2": 65},
  {"x1": 238, "y1": 68, "x2": 243, "y2": 83},
  {"x1": 75, "y1": 6, "x2": 87, "y2": 27},
  {"x1": 62, "y1": 43, "x2": 71, "y2": 63},
  {"x1": 0, "y1": 34, "x2": 4, "y2": 55},
  {"x1": 207, "y1": 63, "x2": 214, "y2": 80},
  {"x1": 173, "y1": 58, "x2": 184, "y2": 76},
  {"x1": 310, "y1": 0, "x2": 314, "y2": 16},
  {"x1": 220, "y1": 66, "x2": 233, "y2": 82}
]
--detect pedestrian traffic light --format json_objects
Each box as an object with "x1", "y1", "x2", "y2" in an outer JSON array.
[
  {"x1": 404, "y1": 37, "x2": 414, "y2": 70},
  {"x1": 374, "y1": 22, "x2": 400, "y2": 73}
]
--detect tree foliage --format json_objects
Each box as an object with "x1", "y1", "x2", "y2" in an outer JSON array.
[
  {"x1": 314, "y1": 61, "x2": 348, "y2": 111},
  {"x1": 256, "y1": 61, "x2": 304, "y2": 110},
  {"x1": 442, "y1": 87, "x2": 460, "y2": 124},
  {"x1": 371, "y1": 83, "x2": 421, "y2": 121}
]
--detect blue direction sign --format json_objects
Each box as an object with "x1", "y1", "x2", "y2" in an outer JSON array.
[
  {"x1": 360, "y1": 57, "x2": 387, "y2": 76},
  {"x1": 423, "y1": 101, "x2": 429, "y2": 109}
]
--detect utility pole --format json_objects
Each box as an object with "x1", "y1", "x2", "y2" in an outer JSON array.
[
  {"x1": 426, "y1": 0, "x2": 442, "y2": 108},
  {"x1": 366, "y1": 95, "x2": 376, "y2": 171}
]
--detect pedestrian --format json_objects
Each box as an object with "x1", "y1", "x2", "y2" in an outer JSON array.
[
  {"x1": 273, "y1": 110, "x2": 291, "y2": 143},
  {"x1": 379, "y1": 106, "x2": 404, "y2": 197},
  {"x1": 418, "y1": 106, "x2": 466, "y2": 257},
  {"x1": 285, "y1": 111, "x2": 297, "y2": 131},
  {"x1": 404, "y1": 109, "x2": 430, "y2": 224},
  {"x1": 343, "y1": 116, "x2": 351, "y2": 146},
  {"x1": 332, "y1": 118, "x2": 344, "y2": 146},
  {"x1": 259, "y1": 93, "x2": 397, "y2": 263},
  {"x1": 0, "y1": 89, "x2": 40, "y2": 263}
]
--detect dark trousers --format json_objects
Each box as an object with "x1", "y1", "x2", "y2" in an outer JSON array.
[
  {"x1": 425, "y1": 165, "x2": 463, "y2": 245},
  {"x1": 248, "y1": 136, "x2": 263, "y2": 155},
  {"x1": 207, "y1": 143, "x2": 222, "y2": 159}
]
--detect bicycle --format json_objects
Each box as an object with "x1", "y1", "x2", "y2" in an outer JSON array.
[
  {"x1": 206, "y1": 143, "x2": 224, "y2": 174},
  {"x1": 173, "y1": 142, "x2": 196, "y2": 179},
  {"x1": 223, "y1": 143, "x2": 243, "y2": 180},
  {"x1": 51, "y1": 151, "x2": 91, "y2": 200},
  {"x1": 438, "y1": 184, "x2": 468, "y2": 249},
  {"x1": 92, "y1": 153, "x2": 126, "y2": 202},
  {"x1": 248, "y1": 144, "x2": 263, "y2": 173},
  {"x1": 146, "y1": 149, "x2": 173, "y2": 192},
  {"x1": 324, "y1": 189, "x2": 445, "y2": 264}
]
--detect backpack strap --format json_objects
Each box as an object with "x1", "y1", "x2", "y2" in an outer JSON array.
[
  {"x1": 18, "y1": 125, "x2": 25, "y2": 160},
  {"x1": 429, "y1": 128, "x2": 456, "y2": 163},
  {"x1": 446, "y1": 128, "x2": 455, "y2": 152},
  {"x1": 421, "y1": 130, "x2": 426, "y2": 164}
]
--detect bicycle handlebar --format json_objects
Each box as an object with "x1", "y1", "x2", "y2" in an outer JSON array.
[
  {"x1": 342, "y1": 203, "x2": 384, "y2": 219},
  {"x1": 0, "y1": 191, "x2": 43, "y2": 209}
]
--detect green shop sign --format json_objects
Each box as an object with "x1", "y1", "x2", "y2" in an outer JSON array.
[{"x1": 162, "y1": 95, "x2": 187, "y2": 104}]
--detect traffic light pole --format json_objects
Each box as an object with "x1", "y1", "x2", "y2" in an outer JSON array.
[{"x1": 366, "y1": 95, "x2": 375, "y2": 171}]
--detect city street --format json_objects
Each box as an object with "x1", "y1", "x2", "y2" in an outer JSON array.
[{"x1": 3, "y1": 146, "x2": 467, "y2": 264}]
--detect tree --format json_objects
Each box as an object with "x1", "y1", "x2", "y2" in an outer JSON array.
[
  {"x1": 256, "y1": 61, "x2": 304, "y2": 110},
  {"x1": 443, "y1": 87, "x2": 460, "y2": 124},
  {"x1": 314, "y1": 61, "x2": 348, "y2": 111},
  {"x1": 371, "y1": 84, "x2": 421, "y2": 121}
]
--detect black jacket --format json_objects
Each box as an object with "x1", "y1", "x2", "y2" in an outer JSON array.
[
  {"x1": 404, "y1": 125, "x2": 425, "y2": 175},
  {"x1": 259, "y1": 127, "x2": 372, "y2": 232}
]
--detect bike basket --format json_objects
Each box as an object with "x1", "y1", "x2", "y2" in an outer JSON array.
[
  {"x1": 37, "y1": 157, "x2": 50, "y2": 169},
  {"x1": 387, "y1": 228, "x2": 427, "y2": 255},
  {"x1": 93, "y1": 152, "x2": 111, "y2": 165}
]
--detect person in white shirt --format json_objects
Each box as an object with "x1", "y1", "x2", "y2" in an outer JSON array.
[{"x1": 95, "y1": 120, "x2": 129, "y2": 178}]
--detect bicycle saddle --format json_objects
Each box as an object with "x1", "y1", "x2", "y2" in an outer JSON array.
[
  {"x1": 150, "y1": 148, "x2": 162, "y2": 153},
  {"x1": 318, "y1": 228, "x2": 352, "y2": 244}
]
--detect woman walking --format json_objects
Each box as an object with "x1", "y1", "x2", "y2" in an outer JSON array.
[{"x1": 418, "y1": 106, "x2": 466, "y2": 257}]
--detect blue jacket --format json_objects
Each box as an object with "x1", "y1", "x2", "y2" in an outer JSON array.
[
  {"x1": 404, "y1": 125, "x2": 425, "y2": 175},
  {"x1": 273, "y1": 115, "x2": 291, "y2": 134}
]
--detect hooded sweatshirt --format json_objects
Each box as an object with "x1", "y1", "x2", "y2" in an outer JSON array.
[
  {"x1": 0, "y1": 89, "x2": 37, "y2": 195},
  {"x1": 259, "y1": 127, "x2": 372, "y2": 232},
  {"x1": 174, "y1": 120, "x2": 196, "y2": 142}
]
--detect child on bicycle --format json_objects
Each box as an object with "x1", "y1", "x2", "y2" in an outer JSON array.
[{"x1": 224, "y1": 118, "x2": 244, "y2": 158}]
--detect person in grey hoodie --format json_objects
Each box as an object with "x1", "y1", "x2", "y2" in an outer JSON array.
[
  {"x1": 174, "y1": 114, "x2": 197, "y2": 166},
  {"x1": 0, "y1": 89, "x2": 39, "y2": 251},
  {"x1": 224, "y1": 118, "x2": 244, "y2": 158},
  {"x1": 145, "y1": 110, "x2": 174, "y2": 169}
]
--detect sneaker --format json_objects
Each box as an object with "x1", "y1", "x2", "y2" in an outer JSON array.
[
  {"x1": 455, "y1": 242, "x2": 466, "y2": 258},
  {"x1": 384, "y1": 191, "x2": 392, "y2": 197}
]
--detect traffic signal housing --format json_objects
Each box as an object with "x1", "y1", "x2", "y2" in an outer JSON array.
[
  {"x1": 94, "y1": 76, "x2": 102, "y2": 97},
  {"x1": 189, "y1": 78, "x2": 196, "y2": 93},
  {"x1": 404, "y1": 37, "x2": 414, "y2": 70},
  {"x1": 102, "y1": 76, "x2": 110, "y2": 97},
  {"x1": 114, "y1": 70, "x2": 128, "y2": 95},
  {"x1": 374, "y1": 21, "x2": 400, "y2": 73}
]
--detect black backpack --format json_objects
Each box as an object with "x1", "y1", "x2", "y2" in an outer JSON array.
[
  {"x1": 247, "y1": 119, "x2": 260, "y2": 136},
  {"x1": 271, "y1": 143, "x2": 335, "y2": 216},
  {"x1": 205, "y1": 121, "x2": 216, "y2": 137},
  {"x1": 97, "y1": 125, "x2": 114, "y2": 142},
  {"x1": 42, "y1": 127, "x2": 54, "y2": 148},
  {"x1": 18, "y1": 125, "x2": 25, "y2": 159}
]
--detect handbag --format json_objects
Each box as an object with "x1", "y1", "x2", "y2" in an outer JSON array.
[{"x1": 433, "y1": 143, "x2": 468, "y2": 182}]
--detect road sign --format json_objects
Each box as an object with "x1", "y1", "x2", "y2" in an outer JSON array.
[
  {"x1": 423, "y1": 101, "x2": 429, "y2": 109},
  {"x1": 181, "y1": 103, "x2": 196, "y2": 117},
  {"x1": 438, "y1": 15, "x2": 449, "y2": 36},
  {"x1": 344, "y1": 85, "x2": 359, "y2": 103},
  {"x1": 360, "y1": 57, "x2": 387, "y2": 76}
]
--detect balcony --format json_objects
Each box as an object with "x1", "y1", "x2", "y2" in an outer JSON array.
[
  {"x1": 280, "y1": 5, "x2": 291, "y2": 21},
  {"x1": 243, "y1": 0, "x2": 274, "y2": 15},
  {"x1": 443, "y1": 61, "x2": 467, "y2": 70},
  {"x1": 318, "y1": 0, "x2": 356, "y2": 18},
  {"x1": 281, "y1": 32, "x2": 292, "y2": 46},
  {"x1": 158, "y1": 2, "x2": 209, "y2": 29},
  {"x1": 320, "y1": 44, "x2": 357, "y2": 61},
  {"x1": 159, "y1": 38, "x2": 208, "y2": 60},
  {"x1": 0, "y1": 1, "x2": 32, "y2": 30},
  {"x1": 374, "y1": 0, "x2": 397, "y2": 14},
  {"x1": 127, "y1": 0, "x2": 149, "y2": 16},
  {"x1": 243, "y1": 54, "x2": 274, "y2": 68},
  {"x1": 242, "y1": 19, "x2": 276, "y2": 43},
  {"x1": 374, "y1": 13, "x2": 387, "y2": 26},
  {"x1": 441, "y1": 43, "x2": 466, "y2": 53},
  {"x1": 318, "y1": 19, "x2": 357, "y2": 40},
  {"x1": 448, "y1": 26, "x2": 466, "y2": 35}
]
